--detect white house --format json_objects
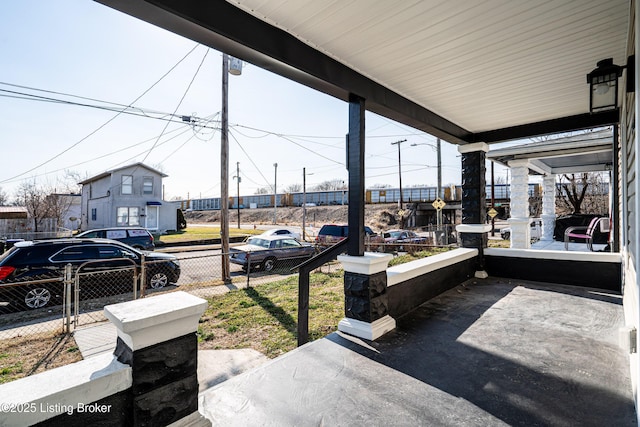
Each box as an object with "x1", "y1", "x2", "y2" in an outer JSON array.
[{"x1": 79, "y1": 163, "x2": 178, "y2": 233}]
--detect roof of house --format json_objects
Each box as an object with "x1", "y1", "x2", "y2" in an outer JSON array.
[
  {"x1": 78, "y1": 163, "x2": 168, "y2": 185},
  {"x1": 0, "y1": 206, "x2": 28, "y2": 218}
]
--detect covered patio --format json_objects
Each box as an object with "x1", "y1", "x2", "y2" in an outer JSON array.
[
  {"x1": 487, "y1": 128, "x2": 615, "y2": 251},
  {"x1": 86, "y1": 1, "x2": 639, "y2": 425}
]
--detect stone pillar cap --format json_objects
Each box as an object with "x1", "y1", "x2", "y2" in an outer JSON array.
[{"x1": 105, "y1": 291, "x2": 207, "y2": 351}]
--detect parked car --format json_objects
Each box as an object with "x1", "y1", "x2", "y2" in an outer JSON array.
[
  {"x1": 0, "y1": 238, "x2": 180, "y2": 310},
  {"x1": 382, "y1": 229, "x2": 428, "y2": 252},
  {"x1": 315, "y1": 224, "x2": 382, "y2": 248},
  {"x1": 257, "y1": 228, "x2": 301, "y2": 240},
  {"x1": 230, "y1": 235, "x2": 315, "y2": 272},
  {"x1": 76, "y1": 227, "x2": 155, "y2": 250},
  {"x1": 500, "y1": 219, "x2": 542, "y2": 241}
]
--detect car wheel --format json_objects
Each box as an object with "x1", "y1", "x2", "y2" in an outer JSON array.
[
  {"x1": 148, "y1": 271, "x2": 169, "y2": 289},
  {"x1": 24, "y1": 287, "x2": 52, "y2": 309},
  {"x1": 263, "y1": 258, "x2": 277, "y2": 272},
  {"x1": 502, "y1": 232, "x2": 510, "y2": 240}
]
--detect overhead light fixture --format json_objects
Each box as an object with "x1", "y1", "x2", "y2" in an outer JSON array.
[
  {"x1": 587, "y1": 58, "x2": 623, "y2": 113},
  {"x1": 229, "y1": 57, "x2": 243, "y2": 75},
  {"x1": 586, "y1": 57, "x2": 636, "y2": 113}
]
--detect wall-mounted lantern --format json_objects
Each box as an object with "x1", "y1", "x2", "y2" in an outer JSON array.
[
  {"x1": 587, "y1": 58, "x2": 623, "y2": 113},
  {"x1": 587, "y1": 56, "x2": 636, "y2": 113}
]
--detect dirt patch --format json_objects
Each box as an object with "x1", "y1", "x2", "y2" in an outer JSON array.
[
  {"x1": 186, "y1": 203, "x2": 403, "y2": 232},
  {"x1": 0, "y1": 333, "x2": 82, "y2": 384}
]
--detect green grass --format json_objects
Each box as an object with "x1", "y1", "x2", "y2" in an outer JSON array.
[
  {"x1": 197, "y1": 271, "x2": 344, "y2": 358},
  {"x1": 158, "y1": 226, "x2": 261, "y2": 244},
  {"x1": 195, "y1": 247, "x2": 452, "y2": 358},
  {"x1": 387, "y1": 247, "x2": 453, "y2": 266}
]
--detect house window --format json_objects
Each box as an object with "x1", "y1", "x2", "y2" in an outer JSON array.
[
  {"x1": 116, "y1": 207, "x2": 140, "y2": 226},
  {"x1": 121, "y1": 175, "x2": 133, "y2": 195},
  {"x1": 91, "y1": 208, "x2": 97, "y2": 221},
  {"x1": 143, "y1": 177, "x2": 153, "y2": 195}
]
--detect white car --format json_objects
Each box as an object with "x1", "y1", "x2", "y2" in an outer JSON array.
[
  {"x1": 257, "y1": 228, "x2": 301, "y2": 241},
  {"x1": 500, "y1": 219, "x2": 542, "y2": 241}
]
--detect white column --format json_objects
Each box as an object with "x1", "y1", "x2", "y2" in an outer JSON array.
[
  {"x1": 541, "y1": 174, "x2": 557, "y2": 241},
  {"x1": 508, "y1": 160, "x2": 531, "y2": 249}
]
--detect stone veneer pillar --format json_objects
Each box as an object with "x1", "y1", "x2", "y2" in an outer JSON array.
[
  {"x1": 337, "y1": 252, "x2": 396, "y2": 340},
  {"x1": 541, "y1": 174, "x2": 557, "y2": 241},
  {"x1": 508, "y1": 159, "x2": 531, "y2": 249},
  {"x1": 104, "y1": 291, "x2": 210, "y2": 427},
  {"x1": 457, "y1": 143, "x2": 490, "y2": 278}
]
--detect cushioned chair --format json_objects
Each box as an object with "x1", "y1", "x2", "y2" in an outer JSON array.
[{"x1": 564, "y1": 217, "x2": 609, "y2": 251}]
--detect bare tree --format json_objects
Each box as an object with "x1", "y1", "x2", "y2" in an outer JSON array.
[
  {"x1": 254, "y1": 187, "x2": 270, "y2": 195},
  {"x1": 313, "y1": 179, "x2": 346, "y2": 191},
  {"x1": 45, "y1": 192, "x2": 76, "y2": 228},
  {"x1": 284, "y1": 183, "x2": 302, "y2": 193},
  {"x1": 14, "y1": 181, "x2": 50, "y2": 232},
  {"x1": 0, "y1": 187, "x2": 7, "y2": 206},
  {"x1": 60, "y1": 169, "x2": 85, "y2": 194},
  {"x1": 557, "y1": 173, "x2": 588, "y2": 213}
]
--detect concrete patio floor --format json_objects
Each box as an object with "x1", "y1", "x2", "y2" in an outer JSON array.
[
  {"x1": 531, "y1": 239, "x2": 609, "y2": 252},
  {"x1": 199, "y1": 277, "x2": 635, "y2": 426}
]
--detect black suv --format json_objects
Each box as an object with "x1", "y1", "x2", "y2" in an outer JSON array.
[
  {"x1": 76, "y1": 227, "x2": 155, "y2": 250},
  {"x1": 315, "y1": 224, "x2": 382, "y2": 247},
  {"x1": 0, "y1": 239, "x2": 180, "y2": 310}
]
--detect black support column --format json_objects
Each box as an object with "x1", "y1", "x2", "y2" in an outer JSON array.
[
  {"x1": 339, "y1": 94, "x2": 396, "y2": 341},
  {"x1": 347, "y1": 94, "x2": 366, "y2": 256},
  {"x1": 458, "y1": 143, "x2": 490, "y2": 278}
]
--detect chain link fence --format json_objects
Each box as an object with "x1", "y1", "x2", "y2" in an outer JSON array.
[{"x1": 0, "y1": 228, "x2": 459, "y2": 382}]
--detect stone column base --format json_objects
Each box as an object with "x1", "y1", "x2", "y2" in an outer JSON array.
[
  {"x1": 338, "y1": 315, "x2": 397, "y2": 341},
  {"x1": 541, "y1": 213, "x2": 556, "y2": 241}
]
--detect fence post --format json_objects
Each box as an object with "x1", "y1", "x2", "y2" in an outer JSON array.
[
  {"x1": 138, "y1": 253, "x2": 146, "y2": 299},
  {"x1": 74, "y1": 269, "x2": 80, "y2": 330},
  {"x1": 246, "y1": 251, "x2": 252, "y2": 288},
  {"x1": 64, "y1": 263, "x2": 72, "y2": 334}
]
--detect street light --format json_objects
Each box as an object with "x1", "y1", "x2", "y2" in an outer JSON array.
[
  {"x1": 234, "y1": 162, "x2": 241, "y2": 229},
  {"x1": 411, "y1": 139, "x2": 442, "y2": 230},
  {"x1": 220, "y1": 53, "x2": 242, "y2": 283},
  {"x1": 273, "y1": 163, "x2": 278, "y2": 224},
  {"x1": 302, "y1": 167, "x2": 314, "y2": 240},
  {"x1": 391, "y1": 139, "x2": 407, "y2": 209}
]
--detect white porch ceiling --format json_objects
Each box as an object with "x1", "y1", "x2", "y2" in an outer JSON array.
[
  {"x1": 230, "y1": 0, "x2": 629, "y2": 135},
  {"x1": 486, "y1": 128, "x2": 614, "y2": 174}
]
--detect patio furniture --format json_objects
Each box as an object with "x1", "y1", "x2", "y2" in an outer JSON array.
[{"x1": 564, "y1": 217, "x2": 609, "y2": 251}]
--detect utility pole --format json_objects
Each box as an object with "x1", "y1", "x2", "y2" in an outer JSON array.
[
  {"x1": 273, "y1": 163, "x2": 278, "y2": 224},
  {"x1": 391, "y1": 139, "x2": 407, "y2": 209},
  {"x1": 219, "y1": 54, "x2": 242, "y2": 283},
  {"x1": 303, "y1": 167, "x2": 307, "y2": 240},
  {"x1": 235, "y1": 162, "x2": 241, "y2": 229},
  {"x1": 220, "y1": 53, "x2": 230, "y2": 282},
  {"x1": 436, "y1": 137, "x2": 442, "y2": 231}
]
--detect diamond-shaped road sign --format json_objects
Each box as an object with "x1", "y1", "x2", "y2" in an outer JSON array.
[
  {"x1": 432, "y1": 198, "x2": 446, "y2": 211},
  {"x1": 488, "y1": 208, "x2": 498, "y2": 218}
]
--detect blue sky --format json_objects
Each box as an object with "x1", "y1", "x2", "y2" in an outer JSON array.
[{"x1": 1, "y1": 1, "x2": 500, "y2": 201}]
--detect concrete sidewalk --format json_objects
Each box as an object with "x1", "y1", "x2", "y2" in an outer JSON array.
[{"x1": 73, "y1": 322, "x2": 269, "y2": 392}]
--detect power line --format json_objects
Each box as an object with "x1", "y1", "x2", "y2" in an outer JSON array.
[
  {"x1": 139, "y1": 48, "x2": 209, "y2": 165},
  {"x1": 0, "y1": 43, "x2": 202, "y2": 185}
]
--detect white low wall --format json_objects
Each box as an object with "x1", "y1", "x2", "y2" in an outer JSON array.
[
  {"x1": 0, "y1": 353, "x2": 131, "y2": 426},
  {"x1": 386, "y1": 248, "x2": 478, "y2": 287},
  {"x1": 484, "y1": 247, "x2": 622, "y2": 263}
]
